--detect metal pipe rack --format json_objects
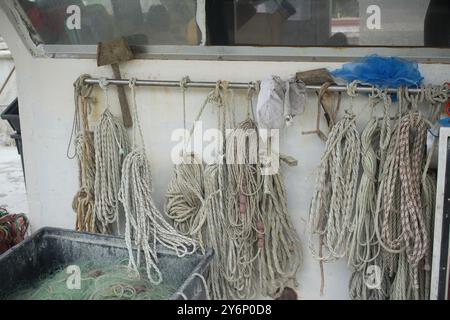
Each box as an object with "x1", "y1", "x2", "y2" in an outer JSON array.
[{"x1": 84, "y1": 77, "x2": 447, "y2": 94}]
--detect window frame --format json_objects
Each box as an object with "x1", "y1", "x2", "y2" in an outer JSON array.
[{"x1": 2, "y1": 0, "x2": 450, "y2": 63}]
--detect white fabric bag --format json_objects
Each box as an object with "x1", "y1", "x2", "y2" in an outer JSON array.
[{"x1": 256, "y1": 75, "x2": 307, "y2": 129}]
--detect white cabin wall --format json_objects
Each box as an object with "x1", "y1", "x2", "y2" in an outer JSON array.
[{"x1": 1, "y1": 9, "x2": 449, "y2": 300}]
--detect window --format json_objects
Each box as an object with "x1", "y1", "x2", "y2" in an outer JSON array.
[
  {"x1": 206, "y1": 0, "x2": 450, "y2": 47},
  {"x1": 1, "y1": 0, "x2": 450, "y2": 61},
  {"x1": 16, "y1": 0, "x2": 200, "y2": 45}
]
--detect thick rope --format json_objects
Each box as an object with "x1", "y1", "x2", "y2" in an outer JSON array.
[
  {"x1": 258, "y1": 171, "x2": 302, "y2": 298},
  {"x1": 70, "y1": 75, "x2": 96, "y2": 232},
  {"x1": 167, "y1": 84, "x2": 302, "y2": 299},
  {"x1": 166, "y1": 154, "x2": 205, "y2": 245},
  {"x1": 347, "y1": 118, "x2": 381, "y2": 270},
  {"x1": 93, "y1": 79, "x2": 130, "y2": 234},
  {"x1": 309, "y1": 109, "x2": 361, "y2": 262},
  {"x1": 225, "y1": 116, "x2": 262, "y2": 299},
  {"x1": 348, "y1": 91, "x2": 393, "y2": 300},
  {"x1": 166, "y1": 82, "x2": 234, "y2": 299},
  {"x1": 119, "y1": 79, "x2": 197, "y2": 285},
  {"x1": 376, "y1": 112, "x2": 429, "y2": 292},
  {"x1": 306, "y1": 84, "x2": 445, "y2": 300}
]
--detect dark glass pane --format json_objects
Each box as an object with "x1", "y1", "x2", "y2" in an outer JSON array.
[
  {"x1": 17, "y1": 0, "x2": 200, "y2": 45},
  {"x1": 206, "y1": 0, "x2": 450, "y2": 47}
]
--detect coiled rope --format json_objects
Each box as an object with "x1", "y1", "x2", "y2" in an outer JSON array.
[
  {"x1": 119, "y1": 78, "x2": 197, "y2": 285},
  {"x1": 258, "y1": 171, "x2": 302, "y2": 298},
  {"x1": 166, "y1": 82, "x2": 302, "y2": 299},
  {"x1": 348, "y1": 89, "x2": 393, "y2": 300},
  {"x1": 377, "y1": 112, "x2": 429, "y2": 292},
  {"x1": 166, "y1": 81, "x2": 236, "y2": 299},
  {"x1": 307, "y1": 82, "x2": 445, "y2": 299},
  {"x1": 70, "y1": 75, "x2": 96, "y2": 232},
  {"x1": 166, "y1": 77, "x2": 207, "y2": 247},
  {"x1": 309, "y1": 107, "x2": 361, "y2": 261},
  {"x1": 93, "y1": 78, "x2": 130, "y2": 234},
  {"x1": 347, "y1": 117, "x2": 381, "y2": 270}
]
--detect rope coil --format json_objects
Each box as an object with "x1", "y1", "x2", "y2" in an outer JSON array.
[{"x1": 119, "y1": 79, "x2": 198, "y2": 285}]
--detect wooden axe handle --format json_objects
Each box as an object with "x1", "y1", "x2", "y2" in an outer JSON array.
[{"x1": 111, "y1": 64, "x2": 133, "y2": 128}]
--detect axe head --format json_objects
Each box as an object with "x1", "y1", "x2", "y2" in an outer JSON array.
[{"x1": 97, "y1": 37, "x2": 134, "y2": 67}]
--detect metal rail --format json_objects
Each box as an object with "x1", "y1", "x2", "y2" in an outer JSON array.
[{"x1": 84, "y1": 77, "x2": 447, "y2": 94}]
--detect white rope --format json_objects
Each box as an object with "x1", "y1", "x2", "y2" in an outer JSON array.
[
  {"x1": 258, "y1": 172, "x2": 302, "y2": 298},
  {"x1": 347, "y1": 90, "x2": 396, "y2": 300},
  {"x1": 166, "y1": 84, "x2": 302, "y2": 299},
  {"x1": 347, "y1": 118, "x2": 381, "y2": 270},
  {"x1": 225, "y1": 116, "x2": 262, "y2": 299},
  {"x1": 166, "y1": 155, "x2": 205, "y2": 245},
  {"x1": 166, "y1": 82, "x2": 233, "y2": 299},
  {"x1": 309, "y1": 109, "x2": 361, "y2": 262},
  {"x1": 119, "y1": 78, "x2": 197, "y2": 285},
  {"x1": 203, "y1": 163, "x2": 231, "y2": 299},
  {"x1": 306, "y1": 84, "x2": 445, "y2": 300},
  {"x1": 93, "y1": 78, "x2": 130, "y2": 234},
  {"x1": 376, "y1": 111, "x2": 429, "y2": 291},
  {"x1": 373, "y1": 87, "x2": 442, "y2": 300}
]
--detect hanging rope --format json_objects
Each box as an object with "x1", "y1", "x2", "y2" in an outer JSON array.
[
  {"x1": 224, "y1": 87, "x2": 263, "y2": 298},
  {"x1": 372, "y1": 86, "x2": 446, "y2": 300},
  {"x1": 225, "y1": 115, "x2": 262, "y2": 299},
  {"x1": 202, "y1": 162, "x2": 231, "y2": 299},
  {"x1": 258, "y1": 171, "x2": 302, "y2": 298},
  {"x1": 166, "y1": 82, "x2": 302, "y2": 299},
  {"x1": 303, "y1": 81, "x2": 445, "y2": 300},
  {"x1": 309, "y1": 110, "x2": 361, "y2": 261},
  {"x1": 166, "y1": 77, "x2": 206, "y2": 247},
  {"x1": 70, "y1": 74, "x2": 96, "y2": 232},
  {"x1": 377, "y1": 111, "x2": 430, "y2": 290},
  {"x1": 347, "y1": 89, "x2": 395, "y2": 301},
  {"x1": 347, "y1": 117, "x2": 381, "y2": 270},
  {"x1": 119, "y1": 78, "x2": 197, "y2": 285},
  {"x1": 166, "y1": 80, "x2": 225, "y2": 246},
  {"x1": 308, "y1": 82, "x2": 361, "y2": 295},
  {"x1": 166, "y1": 155, "x2": 205, "y2": 244},
  {"x1": 165, "y1": 80, "x2": 236, "y2": 299},
  {"x1": 93, "y1": 78, "x2": 130, "y2": 234}
]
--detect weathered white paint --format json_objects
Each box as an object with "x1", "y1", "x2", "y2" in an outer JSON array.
[{"x1": 1, "y1": 8, "x2": 449, "y2": 300}]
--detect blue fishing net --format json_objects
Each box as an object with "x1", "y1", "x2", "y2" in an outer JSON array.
[{"x1": 331, "y1": 55, "x2": 423, "y2": 89}]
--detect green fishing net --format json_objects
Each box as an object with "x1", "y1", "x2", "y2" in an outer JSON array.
[{"x1": 8, "y1": 260, "x2": 177, "y2": 300}]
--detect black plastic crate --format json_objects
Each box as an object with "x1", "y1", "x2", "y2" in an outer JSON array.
[{"x1": 0, "y1": 227, "x2": 213, "y2": 300}]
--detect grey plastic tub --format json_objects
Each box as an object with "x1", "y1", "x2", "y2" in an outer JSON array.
[{"x1": 0, "y1": 227, "x2": 213, "y2": 300}]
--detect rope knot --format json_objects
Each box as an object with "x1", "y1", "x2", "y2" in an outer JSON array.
[
  {"x1": 98, "y1": 78, "x2": 110, "y2": 91},
  {"x1": 346, "y1": 80, "x2": 361, "y2": 98},
  {"x1": 74, "y1": 74, "x2": 93, "y2": 99},
  {"x1": 180, "y1": 76, "x2": 190, "y2": 91},
  {"x1": 128, "y1": 77, "x2": 137, "y2": 89}
]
